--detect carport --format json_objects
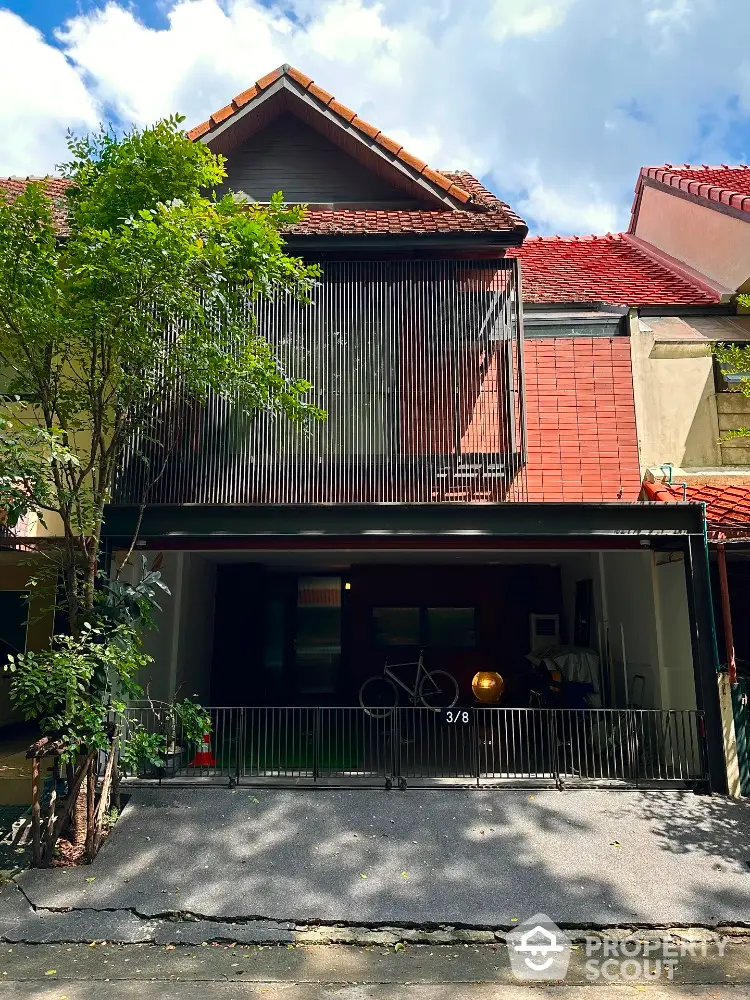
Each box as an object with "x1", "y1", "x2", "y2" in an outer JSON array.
[{"x1": 102, "y1": 501, "x2": 725, "y2": 792}]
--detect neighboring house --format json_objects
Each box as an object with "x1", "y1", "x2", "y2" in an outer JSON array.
[
  {"x1": 628, "y1": 164, "x2": 750, "y2": 474},
  {"x1": 0, "y1": 69, "x2": 727, "y2": 791},
  {"x1": 506, "y1": 166, "x2": 750, "y2": 796}
]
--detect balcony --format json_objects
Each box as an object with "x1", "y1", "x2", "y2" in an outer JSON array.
[{"x1": 113, "y1": 259, "x2": 526, "y2": 505}]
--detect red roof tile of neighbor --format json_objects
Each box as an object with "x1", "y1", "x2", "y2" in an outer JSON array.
[
  {"x1": 0, "y1": 176, "x2": 71, "y2": 231},
  {"x1": 643, "y1": 480, "x2": 750, "y2": 532},
  {"x1": 188, "y1": 64, "x2": 473, "y2": 203},
  {"x1": 635, "y1": 164, "x2": 750, "y2": 215},
  {"x1": 508, "y1": 233, "x2": 720, "y2": 306}
]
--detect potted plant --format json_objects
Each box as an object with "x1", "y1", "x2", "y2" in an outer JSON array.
[{"x1": 120, "y1": 696, "x2": 212, "y2": 778}]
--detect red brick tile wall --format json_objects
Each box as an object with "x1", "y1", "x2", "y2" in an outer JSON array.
[{"x1": 522, "y1": 337, "x2": 642, "y2": 502}]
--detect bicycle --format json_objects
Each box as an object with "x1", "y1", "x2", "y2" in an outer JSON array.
[{"x1": 358, "y1": 650, "x2": 459, "y2": 717}]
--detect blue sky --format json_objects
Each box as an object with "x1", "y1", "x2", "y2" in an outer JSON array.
[
  {"x1": 2, "y1": 0, "x2": 750, "y2": 235},
  {"x1": 10, "y1": 0, "x2": 165, "y2": 33}
]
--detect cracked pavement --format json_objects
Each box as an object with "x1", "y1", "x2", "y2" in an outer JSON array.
[{"x1": 1, "y1": 785, "x2": 749, "y2": 943}]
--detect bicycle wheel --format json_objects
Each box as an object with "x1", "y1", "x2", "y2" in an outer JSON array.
[
  {"x1": 359, "y1": 676, "x2": 399, "y2": 718},
  {"x1": 419, "y1": 670, "x2": 459, "y2": 710}
]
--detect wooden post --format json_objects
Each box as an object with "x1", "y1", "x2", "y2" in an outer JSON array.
[
  {"x1": 717, "y1": 538, "x2": 737, "y2": 684},
  {"x1": 30, "y1": 758, "x2": 41, "y2": 868}
]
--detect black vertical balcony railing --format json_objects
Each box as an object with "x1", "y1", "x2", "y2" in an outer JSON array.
[{"x1": 113, "y1": 258, "x2": 526, "y2": 505}]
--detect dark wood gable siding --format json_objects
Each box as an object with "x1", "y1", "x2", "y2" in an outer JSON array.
[{"x1": 221, "y1": 114, "x2": 423, "y2": 205}]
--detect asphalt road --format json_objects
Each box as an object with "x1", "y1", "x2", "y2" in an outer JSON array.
[{"x1": 16, "y1": 786, "x2": 750, "y2": 928}]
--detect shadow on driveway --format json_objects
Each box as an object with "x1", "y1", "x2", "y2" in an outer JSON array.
[{"x1": 17, "y1": 787, "x2": 750, "y2": 927}]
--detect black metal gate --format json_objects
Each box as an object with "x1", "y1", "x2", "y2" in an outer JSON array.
[{"x1": 123, "y1": 704, "x2": 709, "y2": 789}]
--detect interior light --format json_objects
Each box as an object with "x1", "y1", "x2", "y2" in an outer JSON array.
[{"x1": 344, "y1": 582, "x2": 351, "y2": 590}]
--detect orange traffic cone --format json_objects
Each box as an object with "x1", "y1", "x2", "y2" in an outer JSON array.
[{"x1": 188, "y1": 732, "x2": 216, "y2": 767}]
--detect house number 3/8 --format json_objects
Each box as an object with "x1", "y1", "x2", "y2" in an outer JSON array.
[{"x1": 444, "y1": 710, "x2": 470, "y2": 724}]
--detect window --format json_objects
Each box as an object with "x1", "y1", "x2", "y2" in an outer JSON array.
[
  {"x1": 715, "y1": 355, "x2": 750, "y2": 393},
  {"x1": 373, "y1": 608, "x2": 420, "y2": 646},
  {"x1": 373, "y1": 607, "x2": 477, "y2": 648},
  {"x1": 426, "y1": 607, "x2": 476, "y2": 648},
  {"x1": 0, "y1": 590, "x2": 29, "y2": 662},
  {"x1": 0, "y1": 364, "x2": 35, "y2": 399}
]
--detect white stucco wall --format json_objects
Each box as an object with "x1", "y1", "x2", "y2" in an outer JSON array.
[
  {"x1": 630, "y1": 315, "x2": 722, "y2": 472},
  {"x1": 599, "y1": 550, "x2": 663, "y2": 708},
  {"x1": 653, "y1": 555, "x2": 697, "y2": 711},
  {"x1": 594, "y1": 549, "x2": 697, "y2": 711},
  {"x1": 118, "y1": 551, "x2": 216, "y2": 704},
  {"x1": 133, "y1": 550, "x2": 182, "y2": 703},
  {"x1": 173, "y1": 554, "x2": 216, "y2": 703}
]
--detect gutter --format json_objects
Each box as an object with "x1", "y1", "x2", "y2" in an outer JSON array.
[{"x1": 282, "y1": 229, "x2": 528, "y2": 252}]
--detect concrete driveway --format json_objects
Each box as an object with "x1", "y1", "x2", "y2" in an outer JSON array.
[{"x1": 15, "y1": 786, "x2": 750, "y2": 930}]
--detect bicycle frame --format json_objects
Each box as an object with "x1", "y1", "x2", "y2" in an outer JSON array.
[{"x1": 383, "y1": 652, "x2": 428, "y2": 702}]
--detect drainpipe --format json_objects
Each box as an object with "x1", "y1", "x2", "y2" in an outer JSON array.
[
  {"x1": 716, "y1": 533, "x2": 737, "y2": 684},
  {"x1": 702, "y1": 510, "x2": 721, "y2": 673}
]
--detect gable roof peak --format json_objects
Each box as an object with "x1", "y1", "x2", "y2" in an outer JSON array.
[{"x1": 186, "y1": 64, "x2": 474, "y2": 206}]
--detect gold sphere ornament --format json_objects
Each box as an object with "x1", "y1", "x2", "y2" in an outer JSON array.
[{"x1": 472, "y1": 671, "x2": 504, "y2": 703}]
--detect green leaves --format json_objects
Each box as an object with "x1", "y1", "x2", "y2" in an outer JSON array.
[
  {"x1": 119, "y1": 725, "x2": 167, "y2": 777},
  {"x1": 713, "y1": 340, "x2": 750, "y2": 439},
  {"x1": 0, "y1": 115, "x2": 322, "y2": 766},
  {"x1": 3, "y1": 619, "x2": 150, "y2": 761},
  {"x1": 175, "y1": 698, "x2": 212, "y2": 745},
  {"x1": 0, "y1": 116, "x2": 323, "y2": 630}
]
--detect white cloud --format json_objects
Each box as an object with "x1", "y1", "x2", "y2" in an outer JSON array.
[
  {"x1": 2, "y1": 0, "x2": 750, "y2": 232},
  {"x1": 486, "y1": 0, "x2": 571, "y2": 41},
  {"x1": 520, "y1": 185, "x2": 620, "y2": 236},
  {"x1": 0, "y1": 9, "x2": 97, "y2": 176}
]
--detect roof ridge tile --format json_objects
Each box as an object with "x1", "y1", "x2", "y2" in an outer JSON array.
[{"x1": 639, "y1": 162, "x2": 750, "y2": 214}]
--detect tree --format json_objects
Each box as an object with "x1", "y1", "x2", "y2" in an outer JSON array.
[
  {"x1": 0, "y1": 116, "x2": 321, "y2": 624},
  {"x1": 0, "y1": 116, "x2": 323, "y2": 861}
]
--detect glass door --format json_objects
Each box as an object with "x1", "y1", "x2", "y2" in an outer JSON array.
[{"x1": 294, "y1": 576, "x2": 342, "y2": 698}]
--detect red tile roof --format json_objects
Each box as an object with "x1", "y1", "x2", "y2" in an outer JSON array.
[
  {"x1": 188, "y1": 64, "x2": 473, "y2": 204},
  {"x1": 0, "y1": 171, "x2": 525, "y2": 242},
  {"x1": 521, "y1": 336, "x2": 642, "y2": 502},
  {"x1": 643, "y1": 481, "x2": 750, "y2": 533},
  {"x1": 632, "y1": 164, "x2": 750, "y2": 221},
  {"x1": 287, "y1": 172, "x2": 526, "y2": 236},
  {"x1": 0, "y1": 176, "x2": 70, "y2": 231},
  {"x1": 186, "y1": 65, "x2": 526, "y2": 241},
  {"x1": 508, "y1": 233, "x2": 720, "y2": 306}
]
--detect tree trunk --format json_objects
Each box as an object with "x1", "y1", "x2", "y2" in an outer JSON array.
[
  {"x1": 82, "y1": 496, "x2": 106, "y2": 613},
  {"x1": 44, "y1": 760, "x2": 59, "y2": 846},
  {"x1": 71, "y1": 755, "x2": 88, "y2": 848},
  {"x1": 84, "y1": 761, "x2": 96, "y2": 861},
  {"x1": 111, "y1": 759, "x2": 121, "y2": 814},
  {"x1": 31, "y1": 759, "x2": 41, "y2": 868},
  {"x1": 90, "y1": 737, "x2": 117, "y2": 859},
  {"x1": 44, "y1": 752, "x2": 96, "y2": 864}
]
